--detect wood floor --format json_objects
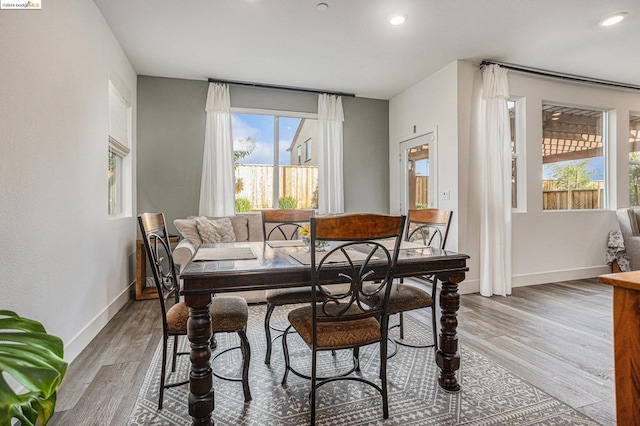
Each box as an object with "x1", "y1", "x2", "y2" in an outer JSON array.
[{"x1": 50, "y1": 278, "x2": 615, "y2": 425}]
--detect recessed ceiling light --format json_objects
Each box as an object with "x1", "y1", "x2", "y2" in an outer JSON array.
[
  {"x1": 317, "y1": 3, "x2": 328, "y2": 12},
  {"x1": 388, "y1": 14, "x2": 407, "y2": 26},
  {"x1": 599, "y1": 12, "x2": 628, "y2": 27},
  {"x1": 552, "y1": 111, "x2": 562, "y2": 117}
]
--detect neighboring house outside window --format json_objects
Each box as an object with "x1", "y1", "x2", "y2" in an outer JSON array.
[
  {"x1": 541, "y1": 103, "x2": 607, "y2": 210},
  {"x1": 232, "y1": 112, "x2": 319, "y2": 211},
  {"x1": 108, "y1": 78, "x2": 131, "y2": 216}
]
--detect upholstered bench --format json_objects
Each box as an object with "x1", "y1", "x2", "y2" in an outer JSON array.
[{"x1": 172, "y1": 213, "x2": 273, "y2": 303}]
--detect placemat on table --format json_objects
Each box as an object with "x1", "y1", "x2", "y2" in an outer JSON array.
[
  {"x1": 377, "y1": 239, "x2": 428, "y2": 251},
  {"x1": 267, "y1": 240, "x2": 306, "y2": 248},
  {"x1": 192, "y1": 247, "x2": 256, "y2": 261},
  {"x1": 290, "y1": 249, "x2": 376, "y2": 265}
]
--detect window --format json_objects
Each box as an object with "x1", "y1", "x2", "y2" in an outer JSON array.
[
  {"x1": 305, "y1": 139, "x2": 312, "y2": 162},
  {"x1": 629, "y1": 113, "x2": 640, "y2": 205},
  {"x1": 231, "y1": 111, "x2": 318, "y2": 211},
  {"x1": 108, "y1": 79, "x2": 131, "y2": 216},
  {"x1": 508, "y1": 99, "x2": 525, "y2": 210},
  {"x1": 541, "y1": 104, "x2": 606, "y2": 210}
]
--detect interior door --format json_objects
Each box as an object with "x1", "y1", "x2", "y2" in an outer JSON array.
[{"x1": 400, "y1": 132, "x2": 436, "y2": 212}]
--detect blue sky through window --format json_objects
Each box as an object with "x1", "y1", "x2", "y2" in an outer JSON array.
[
  {"x1": 542, "y1": 157, "x2": 604, "y2": 181},
  {"x1": 232, "y1": 114, "x2": 301, "y2": 166}
]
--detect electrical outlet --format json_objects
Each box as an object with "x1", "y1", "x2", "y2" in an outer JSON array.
[{"x1": 441, "y1": 189, "x2": 450, "y2": 201}]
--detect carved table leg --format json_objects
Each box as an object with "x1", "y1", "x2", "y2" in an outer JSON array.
[
  {"x1": 435, "y1": 272, "x2": 465, "y2": 392},
  {"x1": 186, "y1": 294, "x2": 214, "y2": 425}
]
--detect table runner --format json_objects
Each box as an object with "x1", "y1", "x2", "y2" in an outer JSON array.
[{"x1": 192, "y1": 247, "x2": 256, "y2": 261}]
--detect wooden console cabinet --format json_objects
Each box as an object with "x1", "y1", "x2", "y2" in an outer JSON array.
[
  {"x1": 598, "y1": 271, "x2": 640, "y2": 424},
  {"x1": 135, "y1": 236, "x2": 179, "y2": 300}
]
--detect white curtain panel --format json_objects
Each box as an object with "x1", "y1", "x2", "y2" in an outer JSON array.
[
  {"x1": 199, "y1": 83, "x2": 235, "y2": 217},
  {"x1": 479, "y1": 65, "x2": 512, "y2": 297},
  {"x1": 317, "y1": 94, "x2": 345, "y2": 214}
]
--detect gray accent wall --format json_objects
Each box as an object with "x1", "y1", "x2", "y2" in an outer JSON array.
[{"x1": 137, "y1": 76, "x2": 389, "y2": 234}]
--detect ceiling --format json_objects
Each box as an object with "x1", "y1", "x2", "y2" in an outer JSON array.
[{"x1": 94, "y1": 0, "x2": 640, "y2": 100}]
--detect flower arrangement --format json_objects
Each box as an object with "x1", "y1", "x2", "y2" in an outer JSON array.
[{"x1": 299, "y1": 225, "x2": 329, "y2": 251}]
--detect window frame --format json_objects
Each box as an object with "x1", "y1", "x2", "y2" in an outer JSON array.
[
  {"x1": 541, "y1": 102, "x2": 609, "y2": 212},
  {"x1": 230, "y1": 107, "x2": 318, "y2": 210},
  {"x1": 305, "y1": 138, "x2": 312, "y2": 162},
  {"x1": 509, "y1": 98, "x2": 526, "y2": 212},
  {"x1": 108, "y1": 76, "x2": 132, "y2": 218},
  {"x1": 628, "y1": 111, "x2": 640, "y2": 205}
]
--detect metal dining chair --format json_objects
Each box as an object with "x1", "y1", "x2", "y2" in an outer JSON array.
[
  {"x1": 261, "y1": 209, "x2": 335, "y2": 365},
  {"x1": 387, "y1": 209, "x2": 453, "y2": 354},
  {"x1": 138, "y1": 213, "x2": 252, "y2": 408},
  {"x1": 281, "y1": 213, "x2": 406, "y2": 424}
]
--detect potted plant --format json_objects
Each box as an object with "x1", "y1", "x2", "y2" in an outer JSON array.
[{"x1": 0, "y1": 310, "x2": 67, "y2": 425}]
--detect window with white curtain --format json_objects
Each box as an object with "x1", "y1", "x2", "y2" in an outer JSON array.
[
  {"x1": 108, "y1": 79, "x2": 131, "y2": 216},
  {"x1": 231, "y1": 110, "x2": 318, "y2": 211}
]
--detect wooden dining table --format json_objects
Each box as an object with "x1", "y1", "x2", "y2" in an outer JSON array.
[{"x1": 180, "y1": 241, "x2": 469, "y2": 425}]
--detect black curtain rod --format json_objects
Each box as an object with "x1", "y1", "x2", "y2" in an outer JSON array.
[
  {"x1": 207, "y1": 78, "x2": 356, "y2": 98},
  {"x1": 480, "y1": 60, "x2": 640, "y2": 92}
]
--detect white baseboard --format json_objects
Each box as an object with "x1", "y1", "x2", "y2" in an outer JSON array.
[
  {"x1": 457, "y1": 265, "x2": 611, "y2": 295},
  {"x1": 63, "y1": 281, "x2": 134, "y2": 363}
]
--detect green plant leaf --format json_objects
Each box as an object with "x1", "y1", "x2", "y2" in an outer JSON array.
[{"x1": 0, "y1": 311, "x2": 67, "y2": 425}]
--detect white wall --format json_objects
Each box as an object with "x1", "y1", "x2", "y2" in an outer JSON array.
[
  {"x1": 390, "y1": 60, "x2": 640, "y2": 294},
  {"x1": 389, "y1": 61, "x2": 460, "y2": 250},
  {"x1": 0, "y1": 1, "x2": 136, "y2": 362}
]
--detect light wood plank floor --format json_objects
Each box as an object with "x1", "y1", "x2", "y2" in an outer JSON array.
[{"x1": 50, "y1": 278, "x2": 615, "y2": 425}]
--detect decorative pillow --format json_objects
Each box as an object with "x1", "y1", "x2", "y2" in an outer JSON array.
[
  {"x1": 195, "y1": 216, "x2": 237, "y2": 244},
  {"x1": 201, "y1": 216, "x2": 249, "y2": 242},
  {"x1": 174, "y1": 218, "x2": 203, "y2": 248}
]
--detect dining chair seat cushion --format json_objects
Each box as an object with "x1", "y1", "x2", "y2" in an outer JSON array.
[
  {"x1": 387, "y1": 285, "x2": 433, "y2": 314},
  {"x1": 288, "y1": 304, "x2": 381, "y2": 349},
  {"x1": 210, "y1": 296, "x2": 249, "y2": 332},
  {"x1": 265, "y1": 286, "x2": 331, "y2": 306},
  {"x1": 362, "y1": 284, "x2": 433, "y2": 315},
  {"x1": 166, "y1": 302, "x2": 197, "y2": 334},
  {"x1": 165, "y1": 297, "x2": 248, "y2": 334}
]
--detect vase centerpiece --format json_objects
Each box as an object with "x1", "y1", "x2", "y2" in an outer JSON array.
[{"x1": 300, "y1": 226, "x2": 329, "y2": 251}]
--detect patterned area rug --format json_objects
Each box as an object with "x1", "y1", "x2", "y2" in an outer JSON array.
[{"x1": 128, "y1": 304, "x2": 599, "y2": 425}]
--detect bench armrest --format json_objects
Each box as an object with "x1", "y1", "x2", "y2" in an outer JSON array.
[{"x1": 173, "y1": 239, "x2": 196, "y2": 272}]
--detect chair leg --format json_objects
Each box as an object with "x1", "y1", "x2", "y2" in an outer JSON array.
[
  {"x1": 398, "y1": 277, "x2": 406, "y2": 340},
  {"x1": 353, "y1": 347, "x2": 361, "y2": 372},
  {"x1": 171, "y1": 335, "x2": 179, "y2": 372},
  {"x1": 380, "y1": 337, "x2": 389, "y2": 419},
  {"x1": 159, "y1": 335, "x2": 168, "y2": 410},
  {"x1": 311, "y1": 347, "x2": 317, "y2": 425},
  {"x1": 237, "y1": 328, "x2": 252, "y2": 402},
  {"x1": 281, "y1": 325, "x2": 292, "y2": 385},
  {"x1": 264, "y1": 303, "x2": 276, "y2": 364},
  {"x1": 431, "y1": 282, "x2": 439, "y2": 353}
]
